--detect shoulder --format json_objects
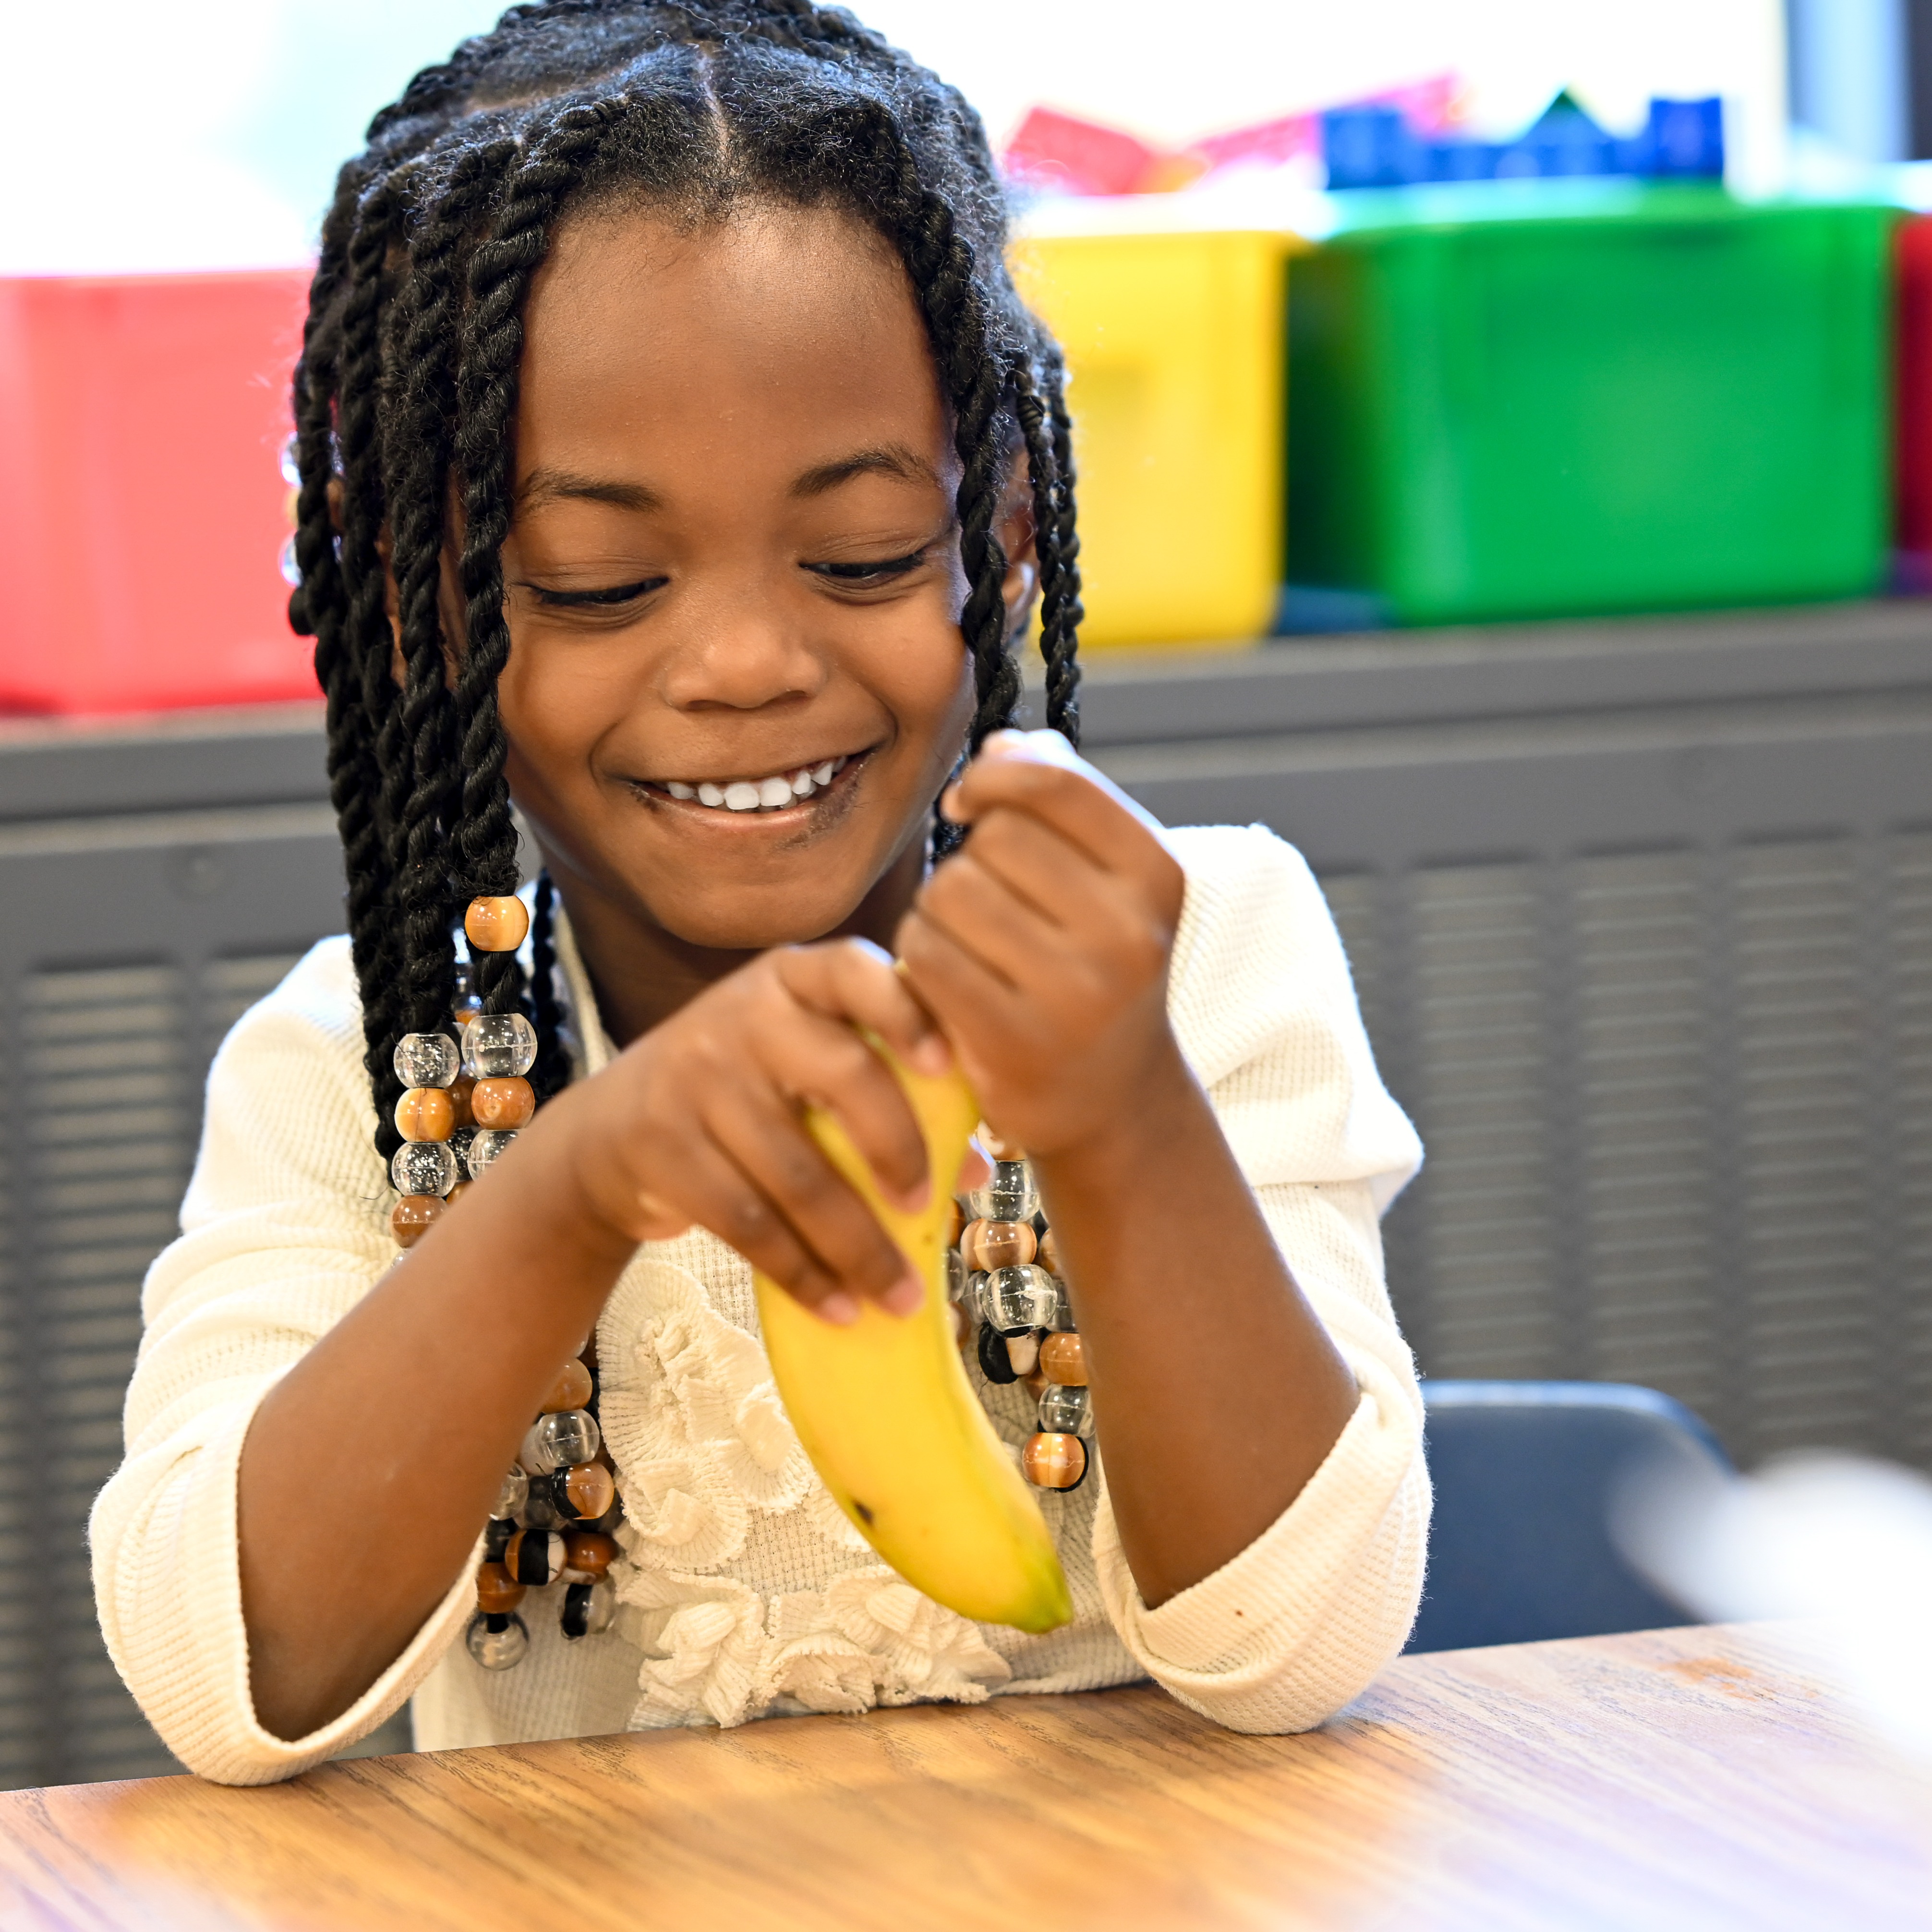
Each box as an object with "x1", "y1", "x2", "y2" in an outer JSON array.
[
  {"x1": 1162, "y1": 824, "x2": 1356, "y2": 1087},
  {"x1": 1161, "y1": 825, "x2": 1420, "y2": 1198},
  {"x1": 186, "y1": 935, "x2": 384, "y2": 1225}
]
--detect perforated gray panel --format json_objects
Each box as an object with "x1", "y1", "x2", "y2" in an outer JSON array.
[{"x1": 1322, "y1": 832, "x2": 1932, "y2": 1472}]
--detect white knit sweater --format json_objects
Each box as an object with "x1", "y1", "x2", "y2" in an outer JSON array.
[{"x1": 91, "y1": 823, "x2": 1427, "y2": 1786}]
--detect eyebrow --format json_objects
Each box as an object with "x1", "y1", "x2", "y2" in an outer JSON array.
[
  {"x1": 517, "y1": 468, "x2": 664, "y2": 513},
  {"x1": 790, "y1": 445, "x2": 940, "y2": 498}
]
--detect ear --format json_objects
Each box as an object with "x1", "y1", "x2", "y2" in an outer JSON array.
[{"x1": 996, "y1": 444, "x2": 1039, "y2": 645}]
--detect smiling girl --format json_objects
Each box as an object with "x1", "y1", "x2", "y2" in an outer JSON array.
[{"x1": 91, "y1": 0, "x2": 1427, "y2": 1782}]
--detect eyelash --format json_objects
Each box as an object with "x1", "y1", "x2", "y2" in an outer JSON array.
[
  {"x1": 525, "y1": 549, "x2": 929, "y2": 609},
  {"x1": 807, "y1": 549, "x2": 928, "y2": 585}
]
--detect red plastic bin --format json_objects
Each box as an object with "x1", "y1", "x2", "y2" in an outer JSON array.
[
  {"x1": 0, "y1": 270, "x2": 318, "y2": 715},
  {"x1": 1897, "y1": 217, "x2": 1932, "y2": 582}
]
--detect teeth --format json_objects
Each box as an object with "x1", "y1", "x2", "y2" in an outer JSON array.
[{"x1": 662, "y1": 755, "x2": 850, "y2": 813}]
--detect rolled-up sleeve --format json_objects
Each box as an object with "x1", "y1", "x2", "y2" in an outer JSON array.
[
  {"x1": 1086, "y1": 825, "x2": 1429, "y2": 1732},
  {"x1": 88, "y1": 943, "x2": 475, "y2": 1785},
  {"x1": 1092, "y1": 1182, "x2": 1428, "y2": 1732}
]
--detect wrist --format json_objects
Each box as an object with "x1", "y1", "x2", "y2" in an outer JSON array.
[{"x1": 1031, "y1": 1028, "x2": 1200, "y2": 1189}]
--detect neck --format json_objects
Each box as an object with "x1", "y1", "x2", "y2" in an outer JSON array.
[{"x1": 544, "y1": 832, "x2": 929, "y2": 1049}]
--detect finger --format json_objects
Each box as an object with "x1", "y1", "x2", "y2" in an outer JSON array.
[
  {"x1": 897, "y1": 904, "x2": 1032, "y2": 1060},
  {"x1": 774, "y1": 937, "x2": 949, "y2": 1078},
  {"x1": 947, "y1": 730, "x2": 1170, "y2": 870},
  {"x1": 748, "y1": 993, "x2": 933, "y2": 1213},
  {"x1": 916, "y1": 845, "x2": 1068, "y2": 994},
  {"x1": 702, "y1": 1080, "x2": 918, "y2": 1313},
  {"x1": 637, "y1": 1131, "x2": 846, "y2": 1313},
  {"x1": 933, "y1": 804, "x2": 1120, "y2": 936}
]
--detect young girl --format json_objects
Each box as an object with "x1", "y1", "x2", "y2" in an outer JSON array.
[{"x1": 91, "y1": 0, "x2": 1426, "y2": 1783}]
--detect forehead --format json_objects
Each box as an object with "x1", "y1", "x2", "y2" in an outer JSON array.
[{"x1": 517, "y1": 200, "x2": 945, "y2": 477}]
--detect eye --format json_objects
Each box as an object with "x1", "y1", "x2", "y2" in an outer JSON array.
[
  {"x1": 806, "y1": 549, "x2": 928, "y2": 587},
  {"x1": 523, "y1": 575, "x2": 668, "y2": 608}
]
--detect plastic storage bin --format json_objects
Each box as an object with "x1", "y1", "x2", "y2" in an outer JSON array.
[
  {"x1": 1894, "y1": 215, "x2": 1932, "y2": 581},
  {"x1": 0, "y1": 271, "x2": 317, "y2": 714},
  {"x1": 1287, "y1": 184, "x2": 1896, "y2": 628},
  {"x1": 1011, "y1": 229, "x2": 1292, "y2": 648}
]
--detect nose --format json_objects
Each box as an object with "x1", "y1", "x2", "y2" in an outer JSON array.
[{"x1": 657, "y1": 587, "x2": 828, "y2": 715}]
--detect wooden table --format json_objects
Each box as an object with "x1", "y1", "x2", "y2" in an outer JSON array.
[{"x1": 0, "y1": 1622, "x2": 1924, "y2": 1931}]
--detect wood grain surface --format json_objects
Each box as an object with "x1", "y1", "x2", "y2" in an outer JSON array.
[{"x1": 0, "y1": 1623, "x2": 1924, "y2": 1932}]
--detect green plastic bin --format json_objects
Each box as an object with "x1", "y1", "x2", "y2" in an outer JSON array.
[{"x1": 1287, "y1": 183, "x2": 1896, "y2": 628}]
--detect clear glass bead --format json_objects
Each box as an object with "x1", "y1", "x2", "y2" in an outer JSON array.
[
  {"x1": 1038, "y1": 1380, "x2": 1093, "y2": 1437},
  {"x1": 390, "y1": 1140, "x2": 458, "y2": 1198},
  {"x1": 465, "y1": 1611, "x2": 529, "y2": 1670},
  {"x1": 462, "y1": 1011, "x2": 538, "y2": 1079},
  {"x1": 280, "y1": 436, "x2": 302, "y2": 486},
  {"x1": 278, "y1": 534, "x2": 302, "y2": 588},
  {"x1": 393, "y1": 1031, "x2": 461, "y2": 1090},
  {"x1": 520, "y1": 1407, "x2": 600, "y2": 1475},
  {"x1": 978, "y1": 1263, "x2": 1058, "y2": 1334},
  {"x1": 561, "y1": 1579, "x2": 616, "y2": 1640},
  {"x1": 467, "y1": 1128, "x2": 518, "y2": 1177},
  {"x1": 967, "y1": 1161, "x2": 1038, "y2": 1224},
  {"x1": 946, "y1": 1249, "x2": 966, "y2": 1302},
  {"x1": 493, "y1": 1466, "x2": 528, "y2": 1520}
]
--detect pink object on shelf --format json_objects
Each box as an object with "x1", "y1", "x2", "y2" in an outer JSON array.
[
  {"x1": 1004, "y1": 75, "x2": 1463, "y2": 195},
  {"x1": 0, "y1": 269, "x2": 319, "y2": 715}
]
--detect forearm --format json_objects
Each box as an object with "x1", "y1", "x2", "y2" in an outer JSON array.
[
  {"x1": 1036, "y1": 1044, "x2": 1359, "y2": 1608},
  {"x1": 237, "y1": 1083, "x2": 636, "y2": 1741}
]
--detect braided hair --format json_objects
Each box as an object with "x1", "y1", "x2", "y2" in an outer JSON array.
[{"x1": 288, "y1": 0, "x2": 1083, "y2": 1166}]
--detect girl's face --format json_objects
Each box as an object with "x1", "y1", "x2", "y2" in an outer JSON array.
[{"x1": 493, "y1": 199, "x2": 1033, "y2": 957}]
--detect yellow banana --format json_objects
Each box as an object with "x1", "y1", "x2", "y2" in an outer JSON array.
[{"x1": 753, "y1": 1051, "x2": 1074, "y2": 1634}]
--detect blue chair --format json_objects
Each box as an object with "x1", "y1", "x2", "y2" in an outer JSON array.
[{"x1": 1405, "y1": 1380, "x2": 1732, "y2": 1654}]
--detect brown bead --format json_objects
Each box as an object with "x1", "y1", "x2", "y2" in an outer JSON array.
[
  {"x1": 563, "y1": 1530, "x2": 617, "y2": 1582},
  {"x1": 1022, "y1": 1366, "x2": 1051, "y2": 1403},
  {"x1": 1038, "y1": 1228, "x2": 1063, "y2": 1277},
  {"x1": 447, "y1": 1075, "x2": 477, "y2": 1131},
  {"x1": 394, "y1": 1087, "x2": 454, "y2": 1144},
  {"x1": 471, "y1": 1076, "x2": 535, "y2": 1130},
  {"x1": 465, "y1": 896, "x2": 530, "y2": 954},
  {"x1": 1023, "y1": 1431, "x2": 1087, "y2": 1491},
  {"x1": 961, "y1": 1219, "x2": 1038, "y2": 1272},
  {"x1": 390, "y1": 1194, "x2": 444, "y2": 1249},
  {"x1": 945, "y1": 1198, "x2": 965, "y2": 1248},
  {"x1": 475, "y1": 1560, "x2": 526, "y2": 1614},
  {"x1": 977, "y1": 1121, "x2": 1026, "y2": 1161},
  {"x1": 563, "y1": 1461, "x2": 616, "y2": 1521},
  {"x1": 948, "y1": 1299, "x2": 972, "y2": 1349},
  {"x1": 541, "y1": 1358, "x2": 594, "y2": 1413},
  {"x1": 1039, "y1": 1331, "x2": 1088, "y2": 1386},
  {"x1": 446, "y1": 1180, "x2": 471, "y2": 1208}
]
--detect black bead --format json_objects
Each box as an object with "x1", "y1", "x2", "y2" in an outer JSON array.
[
  {"x1": 978, "y1": 1319, "x2": 1017, "y2": 1384},
  {"x1": 509, "y1": 1528, "x2": 562, "y2": 1586},
  {"x1": 560, "y1": 1581, "x2": 594, "y2": 1640}
]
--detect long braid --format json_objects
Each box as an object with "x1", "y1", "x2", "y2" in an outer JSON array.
[
  {"x1": 333, "y1": 173, "x2": 420, "y2": 1147},
  {"x1": 1014, "y1": 350, "x2": 1083, "y2": 745},
  {"x1": 528, "y1": 872, "x2": 572, "y2": 1100},
  {"x1": 384, "y1": 140, "x2": 522, "y2": 1077},
  {"x1": 455, "y1": 100, "x2": 625, "y2": 1018}
]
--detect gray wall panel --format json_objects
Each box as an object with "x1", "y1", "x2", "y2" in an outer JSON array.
[{"x1": 3, "y1": 599, "x2": 1930, "y2": 1787}]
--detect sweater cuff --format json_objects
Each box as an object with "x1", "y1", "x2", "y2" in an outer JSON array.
[
  {"x1": 96, "y1": 1392, "x2": 478, "y2": 1784},
  {"x1": 1092, "y1": 1365, "x2": 1423, "y2": 1695}
]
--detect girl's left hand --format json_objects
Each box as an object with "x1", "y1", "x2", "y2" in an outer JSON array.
[{"x1": 895, "y1": 730, "x2": 1187, "y2": 1157}]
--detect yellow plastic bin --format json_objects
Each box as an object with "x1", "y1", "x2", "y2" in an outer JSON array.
[{"x1": 1010, "y1": 228, "x2": 1293, "y2": 649}]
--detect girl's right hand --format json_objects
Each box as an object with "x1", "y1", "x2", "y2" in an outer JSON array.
[{"x1": 546, "y1": 937, "x2": 955, "y2": 1322}]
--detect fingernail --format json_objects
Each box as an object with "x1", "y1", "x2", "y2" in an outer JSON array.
[
  {"x1": 909, "y1": 1032, "x2": 952, "y2": 1076},
  {"x1": 881, "y1": 1274, "x2": 925, "y2": 1318},
  {"x1": 817, "y1": 1292, "x2": 861, "y2": 1327}
]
